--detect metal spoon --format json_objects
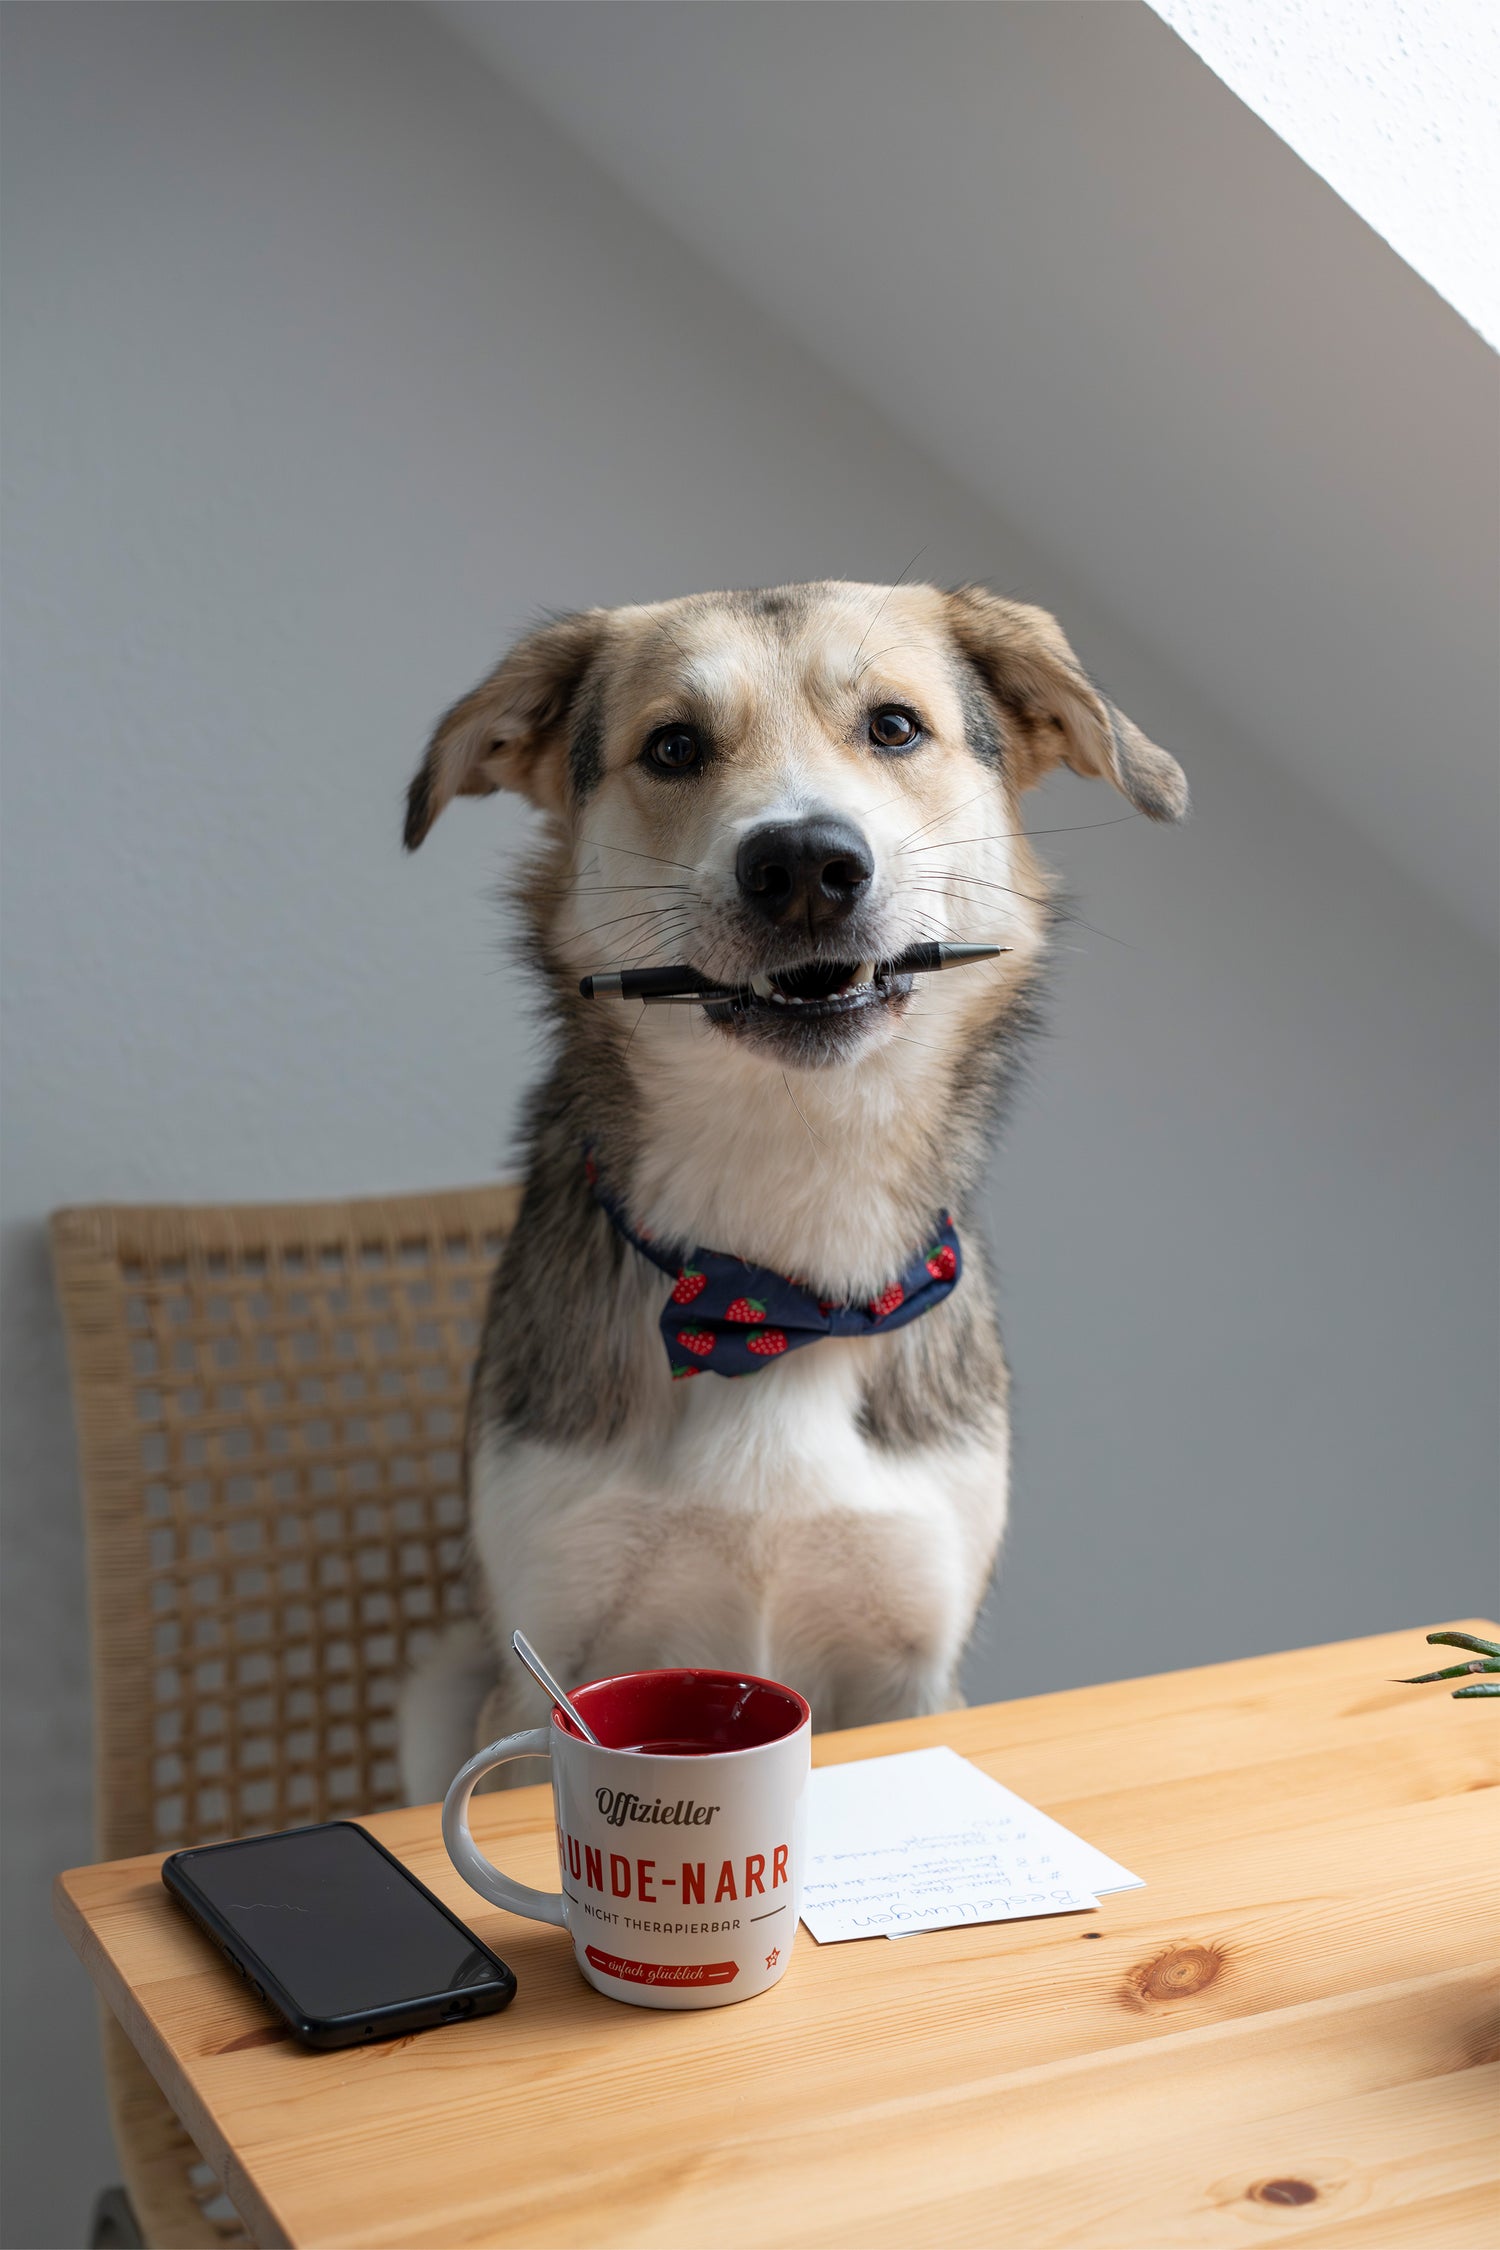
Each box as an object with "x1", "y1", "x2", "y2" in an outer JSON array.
[{"x1": 512, "y1": 1629, "x2": 601, "y2": 1745}]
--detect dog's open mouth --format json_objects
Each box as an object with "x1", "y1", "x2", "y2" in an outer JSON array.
[
  {"x1": 752, "y1": 959, "x2": 878, "y2": 1010},
  {"x1": 703, "y1": 956, "x2": 913, "y2": 1051}
]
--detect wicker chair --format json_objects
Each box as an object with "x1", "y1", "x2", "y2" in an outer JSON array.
[{"x1": 50, "y1": 1184, "x2": 519, "y2": 2248}]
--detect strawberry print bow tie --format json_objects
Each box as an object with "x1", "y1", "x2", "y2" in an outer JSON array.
[{"x1": 586, "y1": 1153, "x2": 961, "y2": 1379}]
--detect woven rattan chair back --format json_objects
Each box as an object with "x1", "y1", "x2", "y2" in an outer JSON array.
[{"x1": 51, "y1": 1184, "x2": 518, "y2": 2248}]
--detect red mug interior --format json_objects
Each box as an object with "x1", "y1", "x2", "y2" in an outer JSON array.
[{"x1": 553, "y1": 1667, "x2": 809, "y2": 1756}]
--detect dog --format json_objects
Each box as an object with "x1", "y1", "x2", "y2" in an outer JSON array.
[{"x1": 396, "y1": 580, "x2": 1186, "y2": 1801}]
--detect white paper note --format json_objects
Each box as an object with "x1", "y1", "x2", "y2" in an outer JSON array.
[{"x1": 800, "y1": 1745, "x2": 1143, "y2": 1945}]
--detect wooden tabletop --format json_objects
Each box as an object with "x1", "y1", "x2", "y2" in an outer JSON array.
[{"x1": 57, "y1": 1624, "x2": 1500, "y2": 2249}]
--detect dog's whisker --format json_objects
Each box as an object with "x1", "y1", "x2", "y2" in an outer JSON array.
[
  {"x1": 620, "y1": 919, "x2": 695, "y2": 969},
  {"x1": 846, "y1": 546, "x2": 927, "y2": 684},
  {"x1": 567, "y1": 904, "x2": 697, "y2": 947},
  {"x1": 900, "y1": 812, "x2": 1143, "y2": 854},
  {"x1": 901, "y1": 873, "x2": 1051, "y2": 910},
  {"x1": 780, "y1": 1070, "x2": 826, "y2": 1153},
  {"x1": 566, "y1": 902, "x2": 693, "y2": 939},
  {"x1": 1018, "y1": 812, "x2": 1145, "y2": 842},
  {"x1": 618, "y1": 925, "x2": 694, "y2": 966},
  {"x1": 850, "y1": 637, "x2": 928, "y2": 688},
  {"x1": 897, "y1": 886, "x2": 981, "y2": 919},
  {"x1": 901, "y1": 863, "x2": 1027, "y2": 885},
  {"x1": 909, "y1": 882, "x2": 1141, "y2": 955},
  {"x1": 566, "y1": 858, "x2": 681, "y2": 891},
  {"x1": 651, "y1": 613, "x2": 694, "y2": 665},
  {"x1": 898, "y1": 836, "x2": 1027, "y2": 855},
  {"x1": 573, "y1": 834, "x2": 699, "y2": 874},
  {"x1": 616, "y1": 914, "x2": 697, "y2": 967},
  {"x1": 859, "y1": 779, "x2": 932, "y2": 824},
  {"x1": 534, "y1": 887, "x2": 694, "y2": 906},
  {"x1": 894, "y1": 783, "x2": 1002, "y2": 853},
  {"x1": 899, "y1": 898, "x2": 960, "y2": 931}
]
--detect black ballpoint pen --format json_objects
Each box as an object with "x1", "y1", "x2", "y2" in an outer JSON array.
[{"x1": 579, "y1": 942, "x2": 1007, "y2": 1004}]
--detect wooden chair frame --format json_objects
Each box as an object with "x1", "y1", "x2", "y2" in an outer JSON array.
[{"x1": 51, "y1": 1185, "x2": 518, "y2": 2246}]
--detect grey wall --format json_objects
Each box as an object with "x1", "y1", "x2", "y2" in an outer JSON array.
[{"x1": 2, "y1": 6, "x2": 1494, "y2": 2245}]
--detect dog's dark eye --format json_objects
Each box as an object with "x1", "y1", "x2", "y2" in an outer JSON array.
[
  {"x1": 643, "y1": 724, "x2": 704, "y2": 774},
  {"x1": 869, "y1": 706, "x2": 921, "y2": 752}
]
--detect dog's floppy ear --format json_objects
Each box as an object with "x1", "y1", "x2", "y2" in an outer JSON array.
[
  {"x1": 946, "y1": 586, "x2": 1187, "y2": 822},
  {"x1": 404, "y1": 609, "x2": 609, "y2": 847}
]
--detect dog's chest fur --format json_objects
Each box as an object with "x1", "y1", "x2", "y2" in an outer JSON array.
[{"x1": 469, "y1": 1306, "x2": 1009, "y2": 1735}]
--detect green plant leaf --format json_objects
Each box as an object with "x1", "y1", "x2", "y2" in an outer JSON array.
[
  {"x1": 1425, "y1": 1630, "x2": 1500, "y2": 1659},
  {"x1": 1396, "y1": 1659, "x2": 1500, "y2": 1682}
]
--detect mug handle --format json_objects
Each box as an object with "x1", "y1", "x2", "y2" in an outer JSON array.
[{"x1": 441, "y1": 1727, "x2": 568, "y2": 1928}]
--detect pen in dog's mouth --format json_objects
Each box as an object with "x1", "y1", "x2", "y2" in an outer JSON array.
[{"x1": 579, "y1": 941, "x2": 1008, "y2": 1009}]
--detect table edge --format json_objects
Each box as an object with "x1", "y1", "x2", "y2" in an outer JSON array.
[{"x1": 53, "y1": 1871, "x2": 292, "y2": 2249}]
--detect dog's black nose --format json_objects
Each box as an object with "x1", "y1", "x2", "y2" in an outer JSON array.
[{"x1": 735, "y1": 817, "x2": 874, "y2": 932}]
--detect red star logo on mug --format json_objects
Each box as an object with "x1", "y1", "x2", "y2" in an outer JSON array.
[{"x1": 764, "y1": 1947, "x2": 780, "y2": 1969}]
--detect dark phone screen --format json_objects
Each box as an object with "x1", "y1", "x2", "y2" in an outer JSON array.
[{"x1": 177, "y1": 1825, "x2": 501, "y2": 2020}]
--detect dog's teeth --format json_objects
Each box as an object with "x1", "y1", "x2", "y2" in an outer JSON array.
[
  {"x1": 750, "y1": 974, "x2": 775, "y2": 999},
  {"x1": 856, "y1": 962, "x2": 875, "y2": 986},
  {"x1": 770, "y1": 990, "x2": 788, "y2": 1006}
]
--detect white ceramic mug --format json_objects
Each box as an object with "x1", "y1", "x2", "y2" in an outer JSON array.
[{"x1": 442, "y1": 1666, "x2": 811, "y2": 2010}]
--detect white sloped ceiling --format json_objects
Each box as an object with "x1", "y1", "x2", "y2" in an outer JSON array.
[{"x1": 1148, "y1": 0, "x2": 1499, "y2": 349}]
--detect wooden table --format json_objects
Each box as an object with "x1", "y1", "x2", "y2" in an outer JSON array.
[{"x1": 57, "y1": 1625, "x2": 1500, "y2": 2248}]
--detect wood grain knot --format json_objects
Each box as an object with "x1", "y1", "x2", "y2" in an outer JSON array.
[
  {"x1": 1122, "y1": 1941, "x2": 1227, "y2": 2009},
  {"x1": 214, "y1": 2023, "x2": 291, "y2": 2055},
  {"x1": 1248, "y1": 2179, "x2": 1318, "y2": 2207}
]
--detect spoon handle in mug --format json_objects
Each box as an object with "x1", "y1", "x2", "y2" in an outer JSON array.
[{"x1": 512, "y1": 1630, "x2": 602, "y2": 1744}]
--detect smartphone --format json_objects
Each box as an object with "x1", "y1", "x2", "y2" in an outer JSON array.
[{"x1": 162, "y1": 1820, "x2": 517, "y2": 2048}]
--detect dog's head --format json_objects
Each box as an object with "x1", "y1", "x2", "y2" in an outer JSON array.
[{"x1": 406, "y1": 582, "x2": 1186, "y2": 1069}]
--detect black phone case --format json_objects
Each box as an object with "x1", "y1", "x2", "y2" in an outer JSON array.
[{"x1": 162, "y1": 1820, "x2": 518, "y2": 2048}]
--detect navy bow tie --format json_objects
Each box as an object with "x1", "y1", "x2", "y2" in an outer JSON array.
[{"x1": 586, "y1": 1153, "x2": 961, "y2": 1379}]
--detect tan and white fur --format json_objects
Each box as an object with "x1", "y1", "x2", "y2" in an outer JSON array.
[{"x1": 396, "y1": 581, "x2": 1186, "y2": 1801}]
